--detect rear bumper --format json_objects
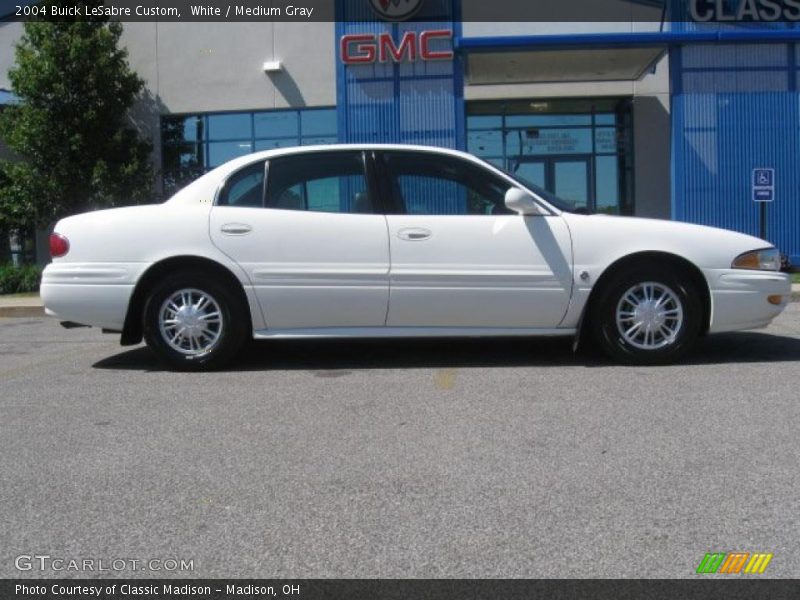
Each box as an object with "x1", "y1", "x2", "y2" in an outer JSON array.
[
  {"x1": 41, "y1": 262, "x2": 145, "y2": 331},
  {"x1": 704, "y1": 269, "x2": 791, "y2": 333},
  {"x1": 41, "y1": 283, "x2": 134, "y2": 331}
]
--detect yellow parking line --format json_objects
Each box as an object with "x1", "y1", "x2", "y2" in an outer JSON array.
[{"x1": 434, "y1": 368, "x2": 458, "y2": 390}]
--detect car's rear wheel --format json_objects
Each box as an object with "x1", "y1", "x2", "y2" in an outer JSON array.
[
  {"x1": 143, "y1": 272, "x2": 247, "y2": 370},
  {"x1": 591, "y1": 266, "x2": 703, "y2": 365}
]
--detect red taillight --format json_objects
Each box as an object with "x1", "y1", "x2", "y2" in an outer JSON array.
[{"x1": 49, "y1": 233, "x2": 70, "y2": 258}]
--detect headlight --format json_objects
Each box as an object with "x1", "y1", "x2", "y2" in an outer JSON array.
[{"x1": 732, "y1": 247, "x2": 781, "y2": 271}]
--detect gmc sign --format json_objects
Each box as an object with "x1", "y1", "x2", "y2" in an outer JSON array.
[{"x1": 340, "y1": 29, "x2": 454, "y2": 64}]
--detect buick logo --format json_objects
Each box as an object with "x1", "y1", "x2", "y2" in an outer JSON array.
[{"x1": 369, "y1": 0, "x2": 424, "y2": 21}]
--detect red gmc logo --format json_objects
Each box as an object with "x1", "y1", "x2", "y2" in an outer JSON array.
[{"x1": 340, "y1": 29, "x2": 454, "y2": 64}]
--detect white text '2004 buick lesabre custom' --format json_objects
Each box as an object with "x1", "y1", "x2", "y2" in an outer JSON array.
[{"x1": 41, "y1": 144, "x2": 791, "y2": 370}]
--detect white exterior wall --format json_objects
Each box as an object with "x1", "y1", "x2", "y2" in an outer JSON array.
[{"x1": 121, "y1": 22, "x2": 336, "y2": 114}]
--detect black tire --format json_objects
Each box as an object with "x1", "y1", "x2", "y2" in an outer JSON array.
[
  {"x1": 142, "y1": 271, "x2": 248, "y2": 371},
  {"x1": 590, "y1": 265, "x2": 703, "y2": 365}
]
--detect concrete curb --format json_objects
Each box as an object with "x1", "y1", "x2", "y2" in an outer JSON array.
[
  {"x1": 0, "y1": 295, "x2": 44, "y2": 318},
  {"x1": 0, "y1": 305, "x2": 45, "y2": 318}
]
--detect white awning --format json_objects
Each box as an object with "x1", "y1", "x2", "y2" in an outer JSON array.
[{"x1": 466, "y1": 46, "x2": 666, "y2": 85}]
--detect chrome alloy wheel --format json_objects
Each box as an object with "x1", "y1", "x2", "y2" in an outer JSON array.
[
  {"x1": 615, "y1": 282, "x2": 684, "y2": 351},
  {"x1": 158, "y1": 288, "x2": 223, "y2": 356}
]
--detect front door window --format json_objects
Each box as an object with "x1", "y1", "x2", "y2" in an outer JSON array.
[{"x1": 379, "y1": 151, "x2": 512, "y2": 216}]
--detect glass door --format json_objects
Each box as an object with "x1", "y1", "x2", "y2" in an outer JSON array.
[
  {"x1": 515, "y1": 160, "x2": 546, "y2": 190},
  {"x1": 553, "y1": 158, "x2": 590, "y2": 211},
  {"x1": 512, "y1": 156, "x2": 591, "y2": 211}
]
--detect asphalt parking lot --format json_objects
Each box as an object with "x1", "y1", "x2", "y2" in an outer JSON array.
[{"x1": 1, "y1": 305, "x2": 799, "y2": 579}]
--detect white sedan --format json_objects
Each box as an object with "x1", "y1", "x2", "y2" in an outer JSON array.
[{"x1": 41, "y1": 144, "x2": 791, "y2": 370}]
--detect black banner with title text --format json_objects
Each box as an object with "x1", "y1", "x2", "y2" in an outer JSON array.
[
  {"x1": 3, "y1": 579, "x2": 800, "y2": 600},
  {"x1": 4, "y1": 0, "x2": 800, "y2": 23}
]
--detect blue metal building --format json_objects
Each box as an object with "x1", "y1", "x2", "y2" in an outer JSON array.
[
  {"x1": 334, "y1": 0, "x2": 800, "y2": 264},
  {"x1": 671, "y1": 23, "x2": 800, "y2": 266}
]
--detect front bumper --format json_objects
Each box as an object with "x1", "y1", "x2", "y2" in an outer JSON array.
[{"x1": 704, "y1": 268, "x2": 791, "y2": 333}]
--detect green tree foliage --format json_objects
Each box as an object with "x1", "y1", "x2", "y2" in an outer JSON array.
[
  {"x1": 0, "y1": 0, "x2": 153, "y2": 228},
  {"x1": 161, "y1": 117, "x2": 205, "y2": 196}
]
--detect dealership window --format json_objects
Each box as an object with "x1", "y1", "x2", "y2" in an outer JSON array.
[
  {"x1": 467, "y1": 99, "x2": 633, "y2": 215},
  {"x1": 161, "y1": 108, "x2": 337, "y2": 196}
]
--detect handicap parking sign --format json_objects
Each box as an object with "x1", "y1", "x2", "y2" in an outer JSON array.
[
  {"x1": 752, "y1": 168, "x2": 775, "y2": 202},
  {"x1": 753, "y1": 168, "x2": 774, "y2": 188}
]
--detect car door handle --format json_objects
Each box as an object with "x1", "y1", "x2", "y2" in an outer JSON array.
[
  {"x1": 220, "y1": 223, "x2": 252, "y2": 235},
  {"x1": 397, "y1": 227, "x2": 432, "y2": 241}
]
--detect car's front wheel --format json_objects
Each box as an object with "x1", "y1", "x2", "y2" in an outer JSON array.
[
  {"x1": 591, "y1": 266, "x2": 703, "y2": 365},
  {"x1": 143, "y1": 272, "x2": 247, "y2": 370}
]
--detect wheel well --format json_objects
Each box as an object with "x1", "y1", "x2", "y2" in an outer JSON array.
[
  {"x1": 579, "y1": 252, "x2": 711, "y2": 343},
  {"x1": 121, "y1": 256, "x2": 251, "y2": 346}
]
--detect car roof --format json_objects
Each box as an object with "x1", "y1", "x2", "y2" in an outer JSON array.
[{"x1": 219, "y1": 143, "x2": 480, "y2": 172}]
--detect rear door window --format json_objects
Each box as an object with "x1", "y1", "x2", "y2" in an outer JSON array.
[
  {"x1": 217, "y1": 161, "x2": 266, "y2": 208},
  {"x1": 266, "y1": 151, "x2": 374, "y2": 214}
]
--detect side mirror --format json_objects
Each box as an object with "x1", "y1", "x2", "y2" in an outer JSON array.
[{"x1": 505, "y1": 187, "x2": 545, "y2": 216}]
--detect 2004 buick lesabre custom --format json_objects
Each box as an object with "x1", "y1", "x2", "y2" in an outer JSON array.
[{"x1": 41, "y1": 144, "x2": 791, "y2": 370}]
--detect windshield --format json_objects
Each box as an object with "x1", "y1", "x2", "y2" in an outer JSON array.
[{"x1": 497, "y1": 164, "x2": 581, "y2": 213}]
